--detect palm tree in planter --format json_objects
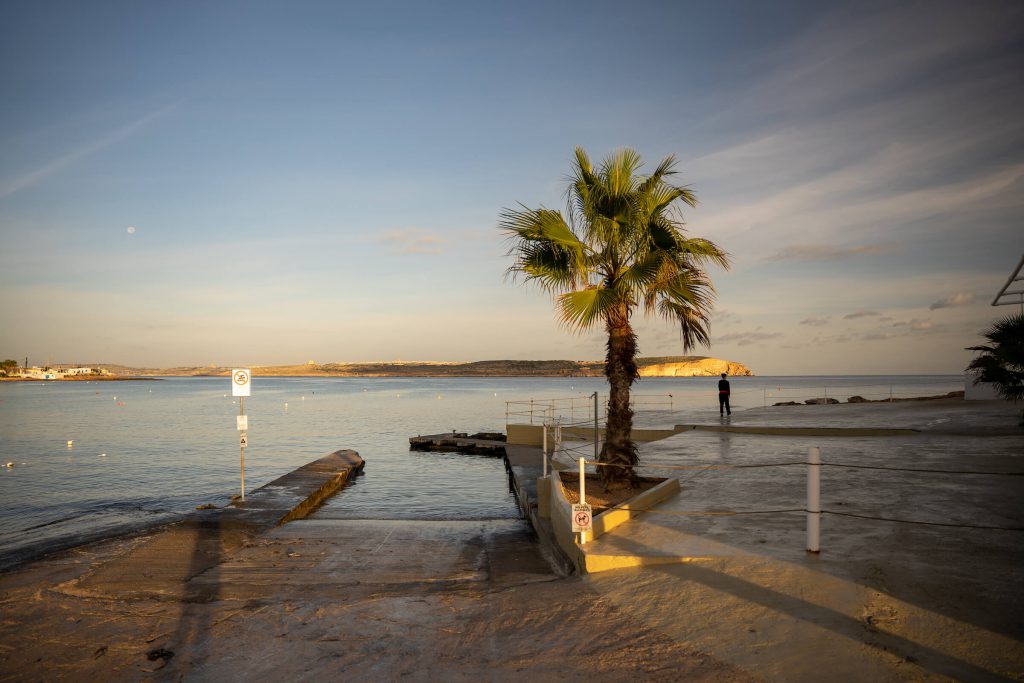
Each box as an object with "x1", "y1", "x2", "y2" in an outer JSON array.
[
  {"x1": 966, "y1": 313, "x2": 1024, "y2": 425},
  {"x1": 502, "y1": 147, "x2": 729, "y2": 490}
]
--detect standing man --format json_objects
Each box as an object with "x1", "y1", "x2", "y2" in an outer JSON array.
[{"x1": 718, "y1": 372, "x2": 731, "y2": 416}]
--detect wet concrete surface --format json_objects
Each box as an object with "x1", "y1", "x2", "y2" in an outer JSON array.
[
  {"x1": 3, "y1": 399, "x2": 1023, "y2": 681},
  {"x1": 579, "y1": 401, "x2": 1024, "y2": 681}
]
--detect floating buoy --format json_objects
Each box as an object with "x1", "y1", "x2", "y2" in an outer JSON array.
[
  {"x1": 98, "y1": 453, "x2": 106, "y2": 457},
  {"x1": 437, "y1": 395, "x2": 442, "y2": 400},
  {"x1": 284, "y1": 402, "x2": 288, "y2": 409},
  {"x1": 5, "y1": 462, "x2": 12, "y2": 468},
  {"x1": 67, "y1": 440, "x2": 73, "y2": 448}
]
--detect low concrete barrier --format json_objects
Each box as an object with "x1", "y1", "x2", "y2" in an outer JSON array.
[
  {"x1": 546, "y1": 472, "x2": 681, "y2": 574},
  {"x1": 507, "y1": 423, "x2": 679, "y2": 446}
]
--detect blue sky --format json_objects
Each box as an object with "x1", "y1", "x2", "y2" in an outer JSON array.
[{"x1": 1, "y1": 0, "x2": 1022, "y2": 374}]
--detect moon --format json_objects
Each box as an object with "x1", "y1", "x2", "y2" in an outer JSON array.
[{"x1": 127, "y1": 226, "x2": 136, "y2": 234}]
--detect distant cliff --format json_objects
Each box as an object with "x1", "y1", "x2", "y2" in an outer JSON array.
[
  {"x1": 97, "y1": 356, "x2": 753, "y2": 378},
  {"x1": 636, "y1": 357, "x2": 753, "y2": 377}
]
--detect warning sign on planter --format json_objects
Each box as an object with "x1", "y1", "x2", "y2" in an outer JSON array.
[{"x1": 571, "y1": 503, "x2": 592, "y2": 533}]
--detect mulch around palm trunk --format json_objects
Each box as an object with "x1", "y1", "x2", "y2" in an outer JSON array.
[{"x1": 558, "y1": 472, "x2": 664, "y2": 515}]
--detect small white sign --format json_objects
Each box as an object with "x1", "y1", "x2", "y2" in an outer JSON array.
[
  {"x1": 239, "y1": 432, "x2": 248, "y2": 448},
  {"x1": 237, "y1": 415, "x2": 248, "y2": 431},
  {"x1": 232, "y1": 368, "x2": 251, "y2": 397},
  {"x1": 571, "y1": 503, "x2": 593, "y2": 533}
]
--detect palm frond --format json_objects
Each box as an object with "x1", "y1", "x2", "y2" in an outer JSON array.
[{"x1": 557, "y1": 286, "x2": 618, "y2": 331}]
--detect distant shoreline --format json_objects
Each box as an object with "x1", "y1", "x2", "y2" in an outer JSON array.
[
  {"x1": 90, "y1": 356, "x2": 756, "y2": 379},
  {"x1": 0, "y1": 376, "x2": 161, "y2": 382}
]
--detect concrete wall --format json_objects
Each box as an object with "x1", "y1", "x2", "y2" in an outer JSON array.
[{"x1": 964, "y1": 371, "x2": 1002, "y2": 400}]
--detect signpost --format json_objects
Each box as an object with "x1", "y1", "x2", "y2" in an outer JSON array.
[
  {"x1": 572, "y1": 503, "x2": 593, "y2": 535},
  {"x1": 232, "y1": 368, "x2": 251, "y2": 500}
]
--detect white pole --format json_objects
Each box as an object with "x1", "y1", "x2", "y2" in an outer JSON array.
[
  {"x1": 542, "y1": 421, "x2": 548, "y2": 478},
  {"x1": 239, "y1": 395, "x2": 246, "y2": 501},
  {"x1": 579, "y1": 455, "x2": 587, "y2": 544},
  {"x1": 807, "y1": 446, "x2": 821, "y2": 553}
]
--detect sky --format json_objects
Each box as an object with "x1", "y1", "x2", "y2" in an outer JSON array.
[{"x1": 1, "y1": 0, "x2": 1022, "y2": 375}]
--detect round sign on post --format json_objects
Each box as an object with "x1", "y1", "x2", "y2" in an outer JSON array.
[{"x1": 232, "y1": 368, "x2": 251, "y2": 397}]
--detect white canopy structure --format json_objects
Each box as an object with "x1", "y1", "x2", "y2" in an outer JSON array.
[{"x1": 992, "y1": 253, "x2": 1024, "y2": 313}]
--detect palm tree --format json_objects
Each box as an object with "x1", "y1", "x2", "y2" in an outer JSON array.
[
  {"x1": 502, "y1": 147, "x2": 729, "y2": 489},
  {"x1": 966, "y1": 313, "x2": 1024, "y2": 424}
]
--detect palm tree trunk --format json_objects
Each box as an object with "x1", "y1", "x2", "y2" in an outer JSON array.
[{"x1": 599, "y1": 307, "x2": 639, "y2": 490}]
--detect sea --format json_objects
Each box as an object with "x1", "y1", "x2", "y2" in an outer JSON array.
[{"x1": 0, "y1": 374, "x2": 964, "y2": 569}]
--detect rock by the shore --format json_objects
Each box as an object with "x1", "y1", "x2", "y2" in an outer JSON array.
[
  {"x1": 847, "y1": 395, "x2": 869, "y2": 403},
  {"x1": 805, "y1": 397, "x2": 840, "y2": 405},
  {"x1": 773, "y1": 401, "x2": 802, "y2": 406}
]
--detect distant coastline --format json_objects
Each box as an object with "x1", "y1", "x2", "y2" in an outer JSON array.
[
  {"x1": 42, "y1": 356, "x2": 754, "y2": 379},
  {"x1": 0, "y1": 376, "x2": 160, "y2": 382}
]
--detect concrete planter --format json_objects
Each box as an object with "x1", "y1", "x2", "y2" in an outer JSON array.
[{"x1": 543, "y1": 472, "x2": 680, "y2": 574}]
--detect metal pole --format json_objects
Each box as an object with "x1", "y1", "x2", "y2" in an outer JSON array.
[
  {"x1": 530, "y1": 399, "x2": 534, "y2": 424},
  {"x1": 889, "y1": 385, "x2": 893, "y2": 403},
  {"x1": 239, "y1": 395, "x2": 246, "y2": 501},
  {"x1": 807, "y1": 446, "x2": 821, "y2": 553},
  {"x1": 579, "y1": 455, "x2": 587, "y2": 544},
  {"x1": 763, "y1": 387, "x2": 767, "y2": 408},
  {"x1": 593, "y1": 392, "x2": 599, "y2": 462}
]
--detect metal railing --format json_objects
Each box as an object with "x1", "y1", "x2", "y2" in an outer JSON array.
[{"x1": 505, "y1": 393, "x2": 674, "y2": 425}]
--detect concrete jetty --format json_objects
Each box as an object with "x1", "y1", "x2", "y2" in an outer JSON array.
[{"x1": 68, "y1": 450, "x2": 365, "y2": 601}]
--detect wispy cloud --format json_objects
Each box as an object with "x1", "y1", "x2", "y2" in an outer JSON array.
[
  {"x1": 929, "y1": 292, "x2": 976, "y2": 310},
  {"x1": 799, "y1": 315, "x2": 831, "y2": 326},
  {"x1": 893, "y1": 318, "x2": 933, "y2": 331},
  {"x1": 763, "y1": 243, "x2": 897, "y2": 263},
  {"x1": 0, "y1": 103, "x2": 179, "y2": 199},
  {"x1": 715, "y1": 330, "x2": 784, "y2": 347},
  {"x1": 843, "y1": 310, "x2": 880, "y2": 319},
  {"x1": 378, "y1": 228, "x2": 447, "y2": 255}
]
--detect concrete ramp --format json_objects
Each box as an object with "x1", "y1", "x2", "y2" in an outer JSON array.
[{"x1": 189, "y1": 519, "x2": 552, "y2": 598}]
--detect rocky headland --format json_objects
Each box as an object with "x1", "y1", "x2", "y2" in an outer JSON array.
[{"x1": 91, "y1": 356, "x2": 754, "y2": 378}]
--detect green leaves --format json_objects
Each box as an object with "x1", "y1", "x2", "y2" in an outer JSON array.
[
  {"x1": 965, "y1": 313, "x2": 1024, "y2": 402},
  {"x1": 501, "y1": 146, "x2": 729, "y2": 349},
  {"x1": 557, "y1": 286, "x2": 618, "y2": 330}
]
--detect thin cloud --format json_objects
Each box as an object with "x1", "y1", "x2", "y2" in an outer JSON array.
[
  {"x1": 378, "y1": 229, "x2": 447, "y2": 255},
  {"x1": 763, "y1": 243, "x2": 896, "y2": 263},
  {"x1": 0, "y1": 102, "x2": 180, "y2": 199},
  {"x1": 843, "y1": 310, "x2": 880, "y2": 319},
  {"x1": 799, "y1": 315, "x2": 830, "y2": 326},
  {"x1": 929, "y1": 292, "x2": 976, "y2": 310},
  {"x1": 892, "y1": 318, "x2": 933, "y2": 331},
  {"x1": 715, "y1": 330, "x2": 784, "y2": 347}
]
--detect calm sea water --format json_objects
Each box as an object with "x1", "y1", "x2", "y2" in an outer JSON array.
[{"x1": 0, "y1": 374, "x2": 963, "y2": 568}]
